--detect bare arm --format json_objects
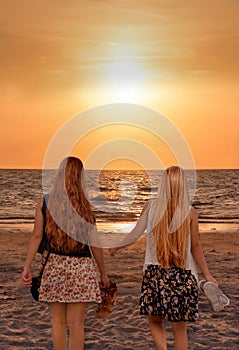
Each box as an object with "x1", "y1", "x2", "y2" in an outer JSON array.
[
  {"x1": 109, "y1": 201, "x2": 149, "y2": 256},
  {"x1": 190, "y1": 207, "x2": 218, "y2": 284},
  {"x1": 22, "y1": 198, "x2": 44, "y2": 287},
  {"x1": 90, "y1": 246, "x2": 110, "y2": 287}
]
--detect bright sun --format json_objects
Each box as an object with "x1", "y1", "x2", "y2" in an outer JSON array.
[
  {"x1": 105, "y1": 60, "x2": 147, "y2": 102},
  {"x1": 80, "y1": 41, "x2": 154, "y2": 106}
]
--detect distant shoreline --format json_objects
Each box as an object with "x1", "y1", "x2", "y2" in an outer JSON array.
[{"x1": 0, "y1": 221, "x2": 238, "y2": 233}]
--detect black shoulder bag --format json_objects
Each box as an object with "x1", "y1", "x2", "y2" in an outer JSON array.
[
  {"x1": 31, "y1": 195, "x2": 50, "y2": 301},
  {"x1": 31, "y1": 250, "x2": 50, "y2": 301}
]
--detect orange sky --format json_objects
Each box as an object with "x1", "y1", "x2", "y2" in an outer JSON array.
[{"x1": 1, "y1": 0, "x2": 238, "y2": 169}]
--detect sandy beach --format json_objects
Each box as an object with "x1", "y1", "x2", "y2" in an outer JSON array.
[{"x1": 0, "y1": 226, "x2": 238, "y2": 350}]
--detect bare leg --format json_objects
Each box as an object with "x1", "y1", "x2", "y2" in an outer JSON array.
[
  {"x1": 171, "y1": 322, "x2": 188, "y2": 350},
  {"x1": 67, "y1": 302, "x2": 87, "y2": 350},
  {"x1": 50, "y1": 302, "x2": 67, "y2": 350},
  {"x1": 148, "y1": 315, "x2": 167, "y2": 350}
]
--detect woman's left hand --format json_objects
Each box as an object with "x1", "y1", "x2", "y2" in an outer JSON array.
[
  {"x1": 108, "y1": 248, "x2": 118, "y2": 256},
  {"x1": 22, "y1": 267, "x2": 32, "y2": 288}
]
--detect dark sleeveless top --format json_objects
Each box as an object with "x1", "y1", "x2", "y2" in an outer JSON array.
[{"x1": 37, "y1": 196, "x2": 91, "y2": 258}]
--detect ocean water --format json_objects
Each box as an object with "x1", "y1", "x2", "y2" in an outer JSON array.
[{"x1": 0, "y1": 169, "x2": 238, "y2": 230}]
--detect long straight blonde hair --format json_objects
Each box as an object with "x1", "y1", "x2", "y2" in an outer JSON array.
[
  {"x1": 152, "y1": 166, "x2": 191, "y2": 268},
  {"x1": 45, "y1": 157, "x2": 95, "y2": 254}
]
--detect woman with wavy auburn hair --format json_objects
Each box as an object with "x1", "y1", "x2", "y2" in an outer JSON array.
[
  {"x1": 110, "y1": 166, "x2": 217, "y2": 350},
  {"x1": 22, "y1": 157, "x2": 110, "y2": 350}
]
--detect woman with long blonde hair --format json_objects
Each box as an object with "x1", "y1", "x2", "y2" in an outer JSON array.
[
  {"x1": 110, "y1": 166, "x2": 217, "y2": 350},
  {"x1": 22, "y1": 157, "x2": 110, "y2": 350}
]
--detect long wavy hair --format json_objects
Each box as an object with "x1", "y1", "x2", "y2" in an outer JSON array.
[
  {"x1": 45, "y1": 157, "x2": 95, "y2": 254},
  {"x1": 152, "y1": 166, "x2": 191, "y2": 268}
]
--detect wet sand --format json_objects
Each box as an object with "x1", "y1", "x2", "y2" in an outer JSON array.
[{"x1": 0, "y1": 226, "x2": 238, "y2": 349}]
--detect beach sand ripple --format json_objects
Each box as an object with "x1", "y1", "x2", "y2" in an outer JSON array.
[{"x1": 0, "y1": 228, "x2": 238, "y2": 349}]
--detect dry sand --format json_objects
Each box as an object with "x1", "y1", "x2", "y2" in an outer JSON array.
[{"x1": 0, "y1": 226, "x2": 238, "y2": 349}]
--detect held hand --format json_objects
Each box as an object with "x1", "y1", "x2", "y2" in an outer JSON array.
[
  {"x1": 108, "y1": 248, "x2": 118, "y2": 256},
  {"x1": 22, "y1": 268, "x2": 32, "y2": 288}
]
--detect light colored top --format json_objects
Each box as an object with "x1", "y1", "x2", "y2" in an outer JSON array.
[{"x1": 144, "y1": 200, "x2": 199, "y2": 282}]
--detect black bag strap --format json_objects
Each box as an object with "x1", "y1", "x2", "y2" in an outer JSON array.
[
  {"x1": 39, "y1": 249, "x2": 50, "y2": 279},
  {"x1": 37, "y1": 195, "x2": 50, "y2": 254}
]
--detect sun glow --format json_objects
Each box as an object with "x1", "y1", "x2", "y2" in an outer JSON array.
[
  {"x1": 80, "y1": 39, "x2": 160, "y2": 105},
  {"x1": 103, "y1": 59, "x2": 149, "y2": 103}
]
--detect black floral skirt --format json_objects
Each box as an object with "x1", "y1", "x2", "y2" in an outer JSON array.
[{"x1": 140, "y1": 265, "x2": 199, "y2": 322}]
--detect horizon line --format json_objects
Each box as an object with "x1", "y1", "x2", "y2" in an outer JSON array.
[{"x1": 0, "y1": 167, "x2": 238, "y2": 171}]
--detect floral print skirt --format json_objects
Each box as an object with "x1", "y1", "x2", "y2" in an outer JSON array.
[
  {"x1": 140, "y1": 265, "x2": 199, "y2": 322},
  {"x1": 39, "y1": 253, "x2": 101, "y2": 303}
]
